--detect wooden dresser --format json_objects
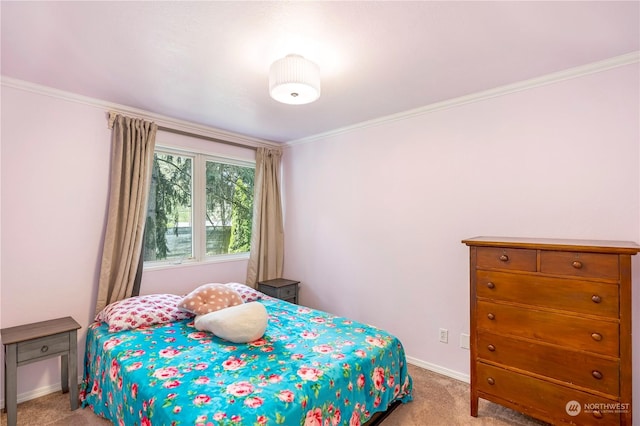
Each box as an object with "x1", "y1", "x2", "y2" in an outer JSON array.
[{"x1": 462, "y1": 237, "x2": 639, "y2": 426}]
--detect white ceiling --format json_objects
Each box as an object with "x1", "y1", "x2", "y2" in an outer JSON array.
[{"x1": 1, "y1": 1, "x2": 638, "y2": 143}]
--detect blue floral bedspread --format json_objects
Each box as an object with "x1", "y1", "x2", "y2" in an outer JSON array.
[{"x1": 81, "y1": 297, "x2": 413, "y2": 426}]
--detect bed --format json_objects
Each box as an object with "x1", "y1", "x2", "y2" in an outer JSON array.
[{"x1": 80, "y1": 291, "x2": 413, "y2": 425}]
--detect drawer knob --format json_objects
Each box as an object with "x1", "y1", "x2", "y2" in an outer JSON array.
[
  {"x1": 592, "y1": 370, "x2": 603, "y2": 380},
  {"x1": 487, "y1": 377, "x2": 495, "y2": 385},
  {"x1": 486, "y1": 282, "x2": 495, "y2": 289},
  {"x1": 591, "y1": 295, "x2": 602, "y2": 304},
  {"x1": 592, "y1": 410, "x2": 603, "y2": 419},
  {"x1": 41, "y1": 345, "x2": 49, "y2": 353},
  {"x1": 487, "y1": 344, "x2": 496, "y2": 352},
  {"x1": 591, "y1": 333, "x2": 603, "y2": 342},
  {"x1": 572, "y1": 260, "x2": 583, "y2": 269},
  {"x1": 499, "y1": 254, "x2": 509, "y2": 262},
  {"x1": 487, "y1": 313, "x2": 495, "y2": 320}
]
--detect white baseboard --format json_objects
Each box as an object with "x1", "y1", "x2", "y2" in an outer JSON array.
[
  {"x1": 0, "y1": 375, "x2": 83, "y2": 408},
  {"x1": 406, "y1": 355, "x2": 470, "y2": 383}
]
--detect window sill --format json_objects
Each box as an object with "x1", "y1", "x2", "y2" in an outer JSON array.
[{"x1": 143, "y1": 253, "x2": 250, "y2": 272}]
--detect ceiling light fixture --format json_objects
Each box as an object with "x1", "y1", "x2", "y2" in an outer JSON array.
[{"x1": 269, "y1": 54, "x2": 321, "y2": 105}]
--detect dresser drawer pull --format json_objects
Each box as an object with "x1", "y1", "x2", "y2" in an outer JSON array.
[
  {"x1": 41, "y1": 345, "x2": 49, "y2": 353},
  {"x1": 592, "y1": 410, "x2": 603, "y2": 419},
  {"x1": 486, "y1": 282, "x2": 495, "y2": 289},
  {"x1": 487, "y1": 344, "x2": 496, "y2": 352},
  {"x1": 487, "y1": 313, "x2": 495, "y2": 320},
  {"x1": 572, "y1": 260, "x2": 583, "y2": 269},
  {"x1": 591, "y1": 333, "x2": 603, "y2": 341},
  {"x1": 499, "y1": 254, "x2": 509, "y2": 262},
  {"x1": 591, "y1": 295, "x2": 602, "y2": 304},
  {"x1": 487, "y1": 377, "x2": 495, "y2": 385},
  {"x1": 591, "y1": 370, "x2": 603, "y2": 380}
]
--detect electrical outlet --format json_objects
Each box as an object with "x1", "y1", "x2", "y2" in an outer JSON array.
[
  {"x1": 439, "y1": 328, "x2": 448, "y2": 343},
  {"x1": 460, "y1": 333, "x2": 470, "y2": 349}
]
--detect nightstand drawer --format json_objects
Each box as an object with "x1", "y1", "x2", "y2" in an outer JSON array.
[
  {"x1": 18, "y1": 333, "x2": 70, "y2": 363},
  {"x1": 258, "y1": 285, "x2": 278, "y2": 297},
  {"x1": 279, "y1": 286, "x2": 297, "y2": 299}
]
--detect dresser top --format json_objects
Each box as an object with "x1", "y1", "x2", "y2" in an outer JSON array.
[
  {"x1": 462, "y1": 236, "x2": 640, "y2": 254},
  {"x1": 0, "y1": 316, "x2": 81, "y2": 345}
]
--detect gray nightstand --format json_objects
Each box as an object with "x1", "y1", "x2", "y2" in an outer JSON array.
[
  {"x1": 258, "y1": 278, "x2": 300, "y2": 304},
  {"x1": 1, "y1": 316, "x2": 81, "y2": 426}
]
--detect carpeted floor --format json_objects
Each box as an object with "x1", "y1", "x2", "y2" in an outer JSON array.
[{"x1": 1, "y1": 364, "x2": 547, "y2": 425}]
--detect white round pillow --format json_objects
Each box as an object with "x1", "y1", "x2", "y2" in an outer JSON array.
[{"x1": 194, "y1": 301, "x2": 268, "y2": 343}]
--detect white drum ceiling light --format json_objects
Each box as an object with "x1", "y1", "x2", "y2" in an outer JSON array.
[{"x1": 269, "y1": 54, "x2": 321, "y2": 105}]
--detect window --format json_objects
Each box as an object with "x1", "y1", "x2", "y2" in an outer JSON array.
[
  {"x1": 205, "y1": 159, "x2": 255, "y2": 256},
  {"x1": 143, "y1": 148, "x2": 254, "y2": 266}
]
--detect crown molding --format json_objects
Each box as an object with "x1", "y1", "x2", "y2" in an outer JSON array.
[
  {"x1": 285, "y1": 51, "x2": 640, "y2": 148},
  {"x1": 0, "y1": 76, "x2": 280, "y2": 149},
  {"x1": 4, "y1": 50, "x2": 637, "y2": 149}
]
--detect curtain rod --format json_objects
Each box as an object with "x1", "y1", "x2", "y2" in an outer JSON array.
[
  {"x1": 157, "y1": 126, "x2": 258, "y2": 151},
  {"x1": 108, "y1": 111, "x2": 260, "y2": 152}
]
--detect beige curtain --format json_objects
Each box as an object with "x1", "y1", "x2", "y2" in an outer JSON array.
[
  {"x1": 95, "y1": 112, "x2": 157, "y2": 314},
  {"x1": 246, "y1": 147, "x2": 284, "y2": 286}
]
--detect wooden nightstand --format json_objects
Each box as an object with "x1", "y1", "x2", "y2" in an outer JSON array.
[
  {"x1": 1, "y1": 316, "x2": 81, "y2": 426},
  {"x1": 258, "y1": 278, "x2": 300, "y2": 304}
]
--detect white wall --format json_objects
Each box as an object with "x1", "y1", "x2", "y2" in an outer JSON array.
[
  {"x1": 0, "y1": 84, "x2": 255, "y2": 403},
  {"x1": 1, "y1": 86, "x2": 111, "y2": 400},
  {"x1": 281, "y1": 63, "x2": 640, "y2": 409}
]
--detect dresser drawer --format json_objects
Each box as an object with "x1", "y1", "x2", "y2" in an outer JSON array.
[
  {"x1": 17, "y1": 332, "x2": 70, "y2": 363},
  {"x1": 477, "y1": 301, "x2": 619, "y2": 356},
  {"x1": 476, "y1": 270, "x2": 619, "y2": 318},
  {"x1": 540, "y1": 251, "x2": 619, "y2": 280},
  {"x1": 476, "y1": 247, "x2": 537, "y2": 272},
  {"x1": 477, "y1": 331, "x2": 620, "y2": 397},
  {"x1": 477, "y1": 363, "x2": 623, "y2": 425}
]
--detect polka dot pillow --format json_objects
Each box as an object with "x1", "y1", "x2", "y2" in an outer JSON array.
[
  {"x1": 225, "y1": 282, "x2": 266, "y2": 303},
  {"x1": 178, "y1": 283, "x2": 244, "y2": 315},
  {"x1": 95, "y1": 294, "x2": 194, "y2": 332}
]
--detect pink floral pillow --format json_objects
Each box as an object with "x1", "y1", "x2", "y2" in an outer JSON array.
[
  {"x1": 226, "y1": 282, "x2": 266, "y2": 303},
  {"x1": 95, "y1": 294, "x2": 194, "y2": 332}
]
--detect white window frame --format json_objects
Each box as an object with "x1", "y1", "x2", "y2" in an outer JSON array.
[{"x1": 144, "y1": 145, "x2": 255, "y2": 270}]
